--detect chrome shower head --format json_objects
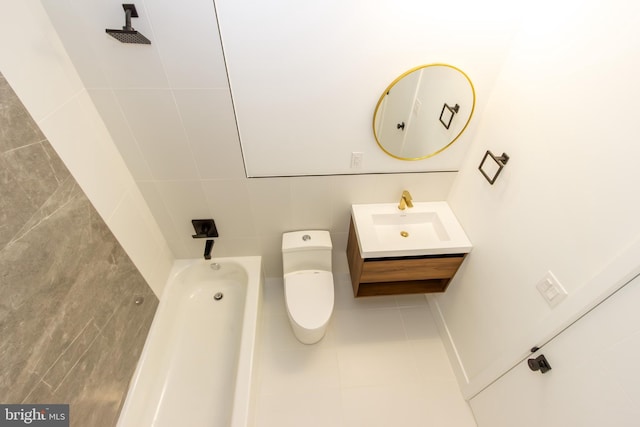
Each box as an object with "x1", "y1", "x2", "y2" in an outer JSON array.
[{"x1": 106, "y1": 4, "x2": 151, "y2": 45}]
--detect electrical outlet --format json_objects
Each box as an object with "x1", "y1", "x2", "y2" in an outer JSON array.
[
  {"x1": 351, "y1": 152, "x2": 363, "y2": 169},
  {"x1": 536, "y1": 271, "x2": 567, "y2": 308}
]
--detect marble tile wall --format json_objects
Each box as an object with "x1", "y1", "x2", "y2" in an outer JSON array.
[{"x1": 0, "y1": 71, "x2": 158, "y2": 426}]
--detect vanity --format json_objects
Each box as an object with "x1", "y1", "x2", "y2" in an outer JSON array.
[{"x1": 347, "y1": 201, "x2": 472, "y2": 297}]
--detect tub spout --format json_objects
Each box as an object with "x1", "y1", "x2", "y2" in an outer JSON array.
[{"x1": 204, "y1": 239, "x2": 214, "y2": 260}]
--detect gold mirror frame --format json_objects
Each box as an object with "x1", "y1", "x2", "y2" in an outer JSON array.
[{"x1": 373, "y1": 63, "x2": 476, "y2": 160}]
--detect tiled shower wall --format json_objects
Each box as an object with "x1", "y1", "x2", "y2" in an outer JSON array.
[{"x1": 0, "y1": 71, "x2": 158, "y2": 425}]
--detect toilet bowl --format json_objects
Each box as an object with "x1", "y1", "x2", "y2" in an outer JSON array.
[{"x1": 282, "y1": 230, "x2": 334, "y2": 344}]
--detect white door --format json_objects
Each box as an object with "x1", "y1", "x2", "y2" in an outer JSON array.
[{"x1": 470, "y1": 272, "x2": 640, "y2": 426}]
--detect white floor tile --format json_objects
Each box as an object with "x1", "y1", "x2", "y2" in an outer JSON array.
[
  {"x1": 262, "y1": 278, "x2": 286, "y2": 317},
  {"x1": 341, "y1": 383, "x2": 430, "y2": 427},
  {"x1": 400, "y1": 305, "x2": 441, "y2": 340},
  {"x1": 254, "y1": 388, "x2": 344, "y2": 427},
  {"x1": 332, "y1": 307, "x2": 407, "y2": 345},
  {"x1": 395, "y1": 293, "x2": 429, "y2": 307},
  {"x1": 410, "y1": 340, "x2": 458, "y2": 382},
  {"x1": 336, "y1": 341, "x2": 420, "y2": 388},
  {"x1": 252, "y1": 274, "x2": 477, "y2": 427},
  {"x1": 258, "y1": 346, "x2": 340, "y2": 396},
  {"x1": 422, "y1": 380, "x2": 478, "y2": 427}
]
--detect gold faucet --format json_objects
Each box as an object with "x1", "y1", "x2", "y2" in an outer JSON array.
[{"x1": 398, "y1": 190, "x2": 413, "y2": 210}]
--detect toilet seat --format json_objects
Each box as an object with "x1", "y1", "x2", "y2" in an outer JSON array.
[{"x1": 284, "y1": 270, "x2": 334, "y2": 329}]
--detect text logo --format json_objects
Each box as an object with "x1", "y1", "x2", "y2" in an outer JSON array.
[{"x1": 0, "y1": 405, "x2": 68, "y2": 426}]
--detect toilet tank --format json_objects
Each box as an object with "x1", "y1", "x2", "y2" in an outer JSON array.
[{"x1": 282, "y1": 230, "x2": 333, "y2": 275}]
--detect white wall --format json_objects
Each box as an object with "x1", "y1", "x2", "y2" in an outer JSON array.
[
  {"x1": 216, "y1": 0, "x2": 522, "y2": 176},
  {"x1": 34, "y1": 0, "x2": 464, "y2": 277},
  {"x1": 435, "y1": 0, "x2": 640, "y2": 397},
  {"x1": 470, "y1": 262, "x2": 640, "y2": 426},
  {"x1": 0, "y1": 0, "x2": 174, "y2": 296},
  {"x1": 144, "y1": 172, "x2": 459, "y2": 277}
]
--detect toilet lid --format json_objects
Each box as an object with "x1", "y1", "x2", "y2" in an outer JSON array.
[{"x1": 284, "y1": 270, "x2": 334, "y2": 329}]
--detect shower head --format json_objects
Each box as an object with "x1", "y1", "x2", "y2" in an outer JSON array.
[{"x1": 106, "y1": 4, "x2": 151, "y2": 45}]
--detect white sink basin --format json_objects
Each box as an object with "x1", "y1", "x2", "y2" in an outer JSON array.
[{"x1": 351, "y1": 202, "x2": 472, "y2": 258}]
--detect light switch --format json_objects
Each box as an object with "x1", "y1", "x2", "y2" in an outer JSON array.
[{"x1": 536, "y1": 271, "x2": 567, "y2": 308}]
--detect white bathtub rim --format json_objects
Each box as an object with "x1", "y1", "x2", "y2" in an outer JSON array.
[
  {"x1": 117, "y1": 256, "x2": 263, "y2": 427},
  {"x1": 230, "y1": 256, "x2": 263, "y2": 427}
]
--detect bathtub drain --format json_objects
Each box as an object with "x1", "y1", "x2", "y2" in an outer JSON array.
[
  {"x1": 210, "y1": 263, "x2": 221, "y2": 270},
  {"x1": 214, "y1": 292, "x2": 223, "y2": 301}
]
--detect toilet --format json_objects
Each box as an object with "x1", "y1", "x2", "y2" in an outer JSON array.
[{"x1": 282, "y1": 230, "x2": 334, "y2": 344}]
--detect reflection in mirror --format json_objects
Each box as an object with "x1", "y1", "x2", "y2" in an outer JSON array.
[{"x1": 373, "y1": 64, "x2": 475, "y2": 160}]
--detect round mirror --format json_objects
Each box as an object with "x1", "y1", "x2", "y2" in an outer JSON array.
[{"x1": 373, "y1": 64, "x2": 475, "y2": 160}]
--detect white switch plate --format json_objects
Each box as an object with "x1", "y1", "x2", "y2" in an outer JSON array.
[
  {"x1": 350, "y1": 152, "x2": 363, "y2": 169},
  {"x1": 536, "y1": 270, "x2": 567, "y2": 308}
]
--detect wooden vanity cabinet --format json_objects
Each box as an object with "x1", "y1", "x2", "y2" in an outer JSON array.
[{"x1": 347, "y1": 218, "x2": 466, "y2": 297}]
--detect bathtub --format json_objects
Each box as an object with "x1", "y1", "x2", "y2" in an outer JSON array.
[{"x1": 117, "y1": 256, "x2": 263, "y2": 427}]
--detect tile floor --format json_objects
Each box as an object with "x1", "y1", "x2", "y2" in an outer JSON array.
[{"x1": 251, "y1": 272, "x2": 477, "y2": 427}]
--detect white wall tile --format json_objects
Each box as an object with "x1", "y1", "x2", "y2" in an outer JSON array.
[
  {"x1": 154, "y1": 180, "x2": 211, "y2": 238},
  {"x1": 0, "y1": 1, "x2": 84, "y2": 122},
  {"x1": 114, "y1": 89, "x2": 199, "y2": 180},
  {"x1": 137, "y1": 181, "x2": 188, "y2": 257},
  {"x1": 210, "y1": 236, "x2": 261, "y2": 258},
  {"x1": 202, "y1": 179, "x2": 256, "y2": 238},
  {"x1": 42, "y1": 0, "x2": 170, "y2": 90},
  {"x1": 258, "y1": 234, "x2": 286, "y2": 278},
  {"x1": 87, "y1": 89, "x2": 154, "y2": 181},
  {"x1": 137, "y1": 172, "x2": 455, "y2": 268},
  {"x1": 179, "y1": 233, "x2": 261, "y2": 260},
  {"x1": 70, "y1": 0, "x2": 169, "y2": 89},
  {"x1": 107, "y1": 189, "x2": 171, "y2": 296},
  {"x1": 19, "y1": 0, "x2": 461, "y2": 274},
  {"x1": 146, "y1": 241, "x2": 175, "y2": 295},
  {"x1": 121, "y1": 185, "x2": 174, "y2": 274},
  {"x1": 290, "y1": 176, "x2": 333, "y2": 231},
  {"x1": 38, "y1": 91, "x2": 130, "y2": 220},
  {"x1": 173, "y1": 89, "x2": 245, "y2": 180},
  {"x1": 246, "y1": 178, "x2": 293, "y2": 236},
  {"x1": 40, "y1": 0, "x2": 110, "y2": 89},
  {"x1": 331, "y1": 233, "x2": 350, "y2": 274},
  {"x1": 143, "y1": 0, "x2": 229, "y2": 89}
]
